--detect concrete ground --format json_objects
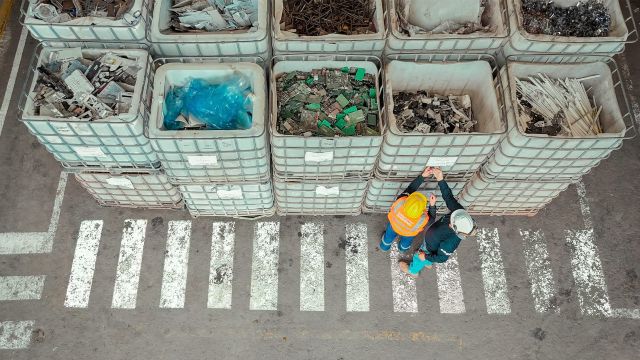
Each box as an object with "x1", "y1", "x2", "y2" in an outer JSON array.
[{"x1": 0, "y1": 2, "x2": 639, "y2": 359}]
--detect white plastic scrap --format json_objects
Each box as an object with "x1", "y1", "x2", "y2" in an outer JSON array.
[{"x1": 169, "y1": 0, "x2": 259, "y2": 32}]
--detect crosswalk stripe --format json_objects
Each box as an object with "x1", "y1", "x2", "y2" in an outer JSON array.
[
  {"x1": 476, "y1": 228, "x2": 511, "y2": 314},
  {"x1": 0, "y1": 276, "x2": 46, "y2": 301},
  {"x1": 111, "y1": 220, "x2": 147, "y2": 309},
  {"x1": 208, "y1": 222, "x2": 236, "y2": 309},
  {"x1": 160, "y1": 221, "x2": 192, "y2": 309},
  {"x1": 0, "y1": 321, "x2": 34, "y2": 349},
  {"x1": 436, "y1": 253, "x2": 466, "y2": 314},
  {"x1": 520, "y1": 229, "x2": 558, "y2": 313},
  {"x1": 566, "y1": 228, "x2": 612, "y2": 317},
  {"x1": 64, "y1": 220, "x2": 103, "y2": 308},
  {"x1": 389, "y1": 243, "x2": 418, "y2": 313},
  {"x1": 300, "y1": 223, "x2": 325, "y2": 312},
  {"x1": 0, "y1": 233, "x2": 49, "y2": 255},
  {"x1": 345, "y1": 223, "x2": 370, "y2": 312},
  {"x1": 250, "y1": 222, "x2": 280, "y2": 311}
]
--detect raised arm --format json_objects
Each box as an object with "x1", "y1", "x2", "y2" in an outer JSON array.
[{"x1": 433, "y1": 168, "x2": 463, "y2": 212}]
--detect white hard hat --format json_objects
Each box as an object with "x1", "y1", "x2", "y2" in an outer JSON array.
[{"x1": 450, "y1": 209, "x2": 476, "y2": 235}]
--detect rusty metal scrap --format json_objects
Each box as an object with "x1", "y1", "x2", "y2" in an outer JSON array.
[
  {"x1": 393, "y1": 91, "x2": 475, "y2": 134},
  {"x1": 282, "y1": 0, "x2": 376, "y2": 36}
]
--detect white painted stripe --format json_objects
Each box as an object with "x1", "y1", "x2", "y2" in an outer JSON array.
[
  {"x1": 0, "y1": 276, "x2": 46, "y2": 301},
  {"x1": 612, "y1": 308, "x2": 640, "y2": 319},
  {"x1": 520, "y1": 230, "x2": 558, "y2": 313},
  {"x1": 208, "y1": 222, "x2": 236, "y2": 309},
  {"x1": 566, "y1": 228, "x2": 612, "y2": 317},
  {"x1": 111, "y1": 220, "x2": 147, "y2": 309},
  {"x1": 160, "y1": 221, "x2": 192, "y2": 309},
  {"x1": 435, "y1": 253, "x2": 466, "y2": 314},
  {"x1": 250, "y1": 222, "x2": 280, "y2": 311},
  {"x1": 0, "y1": 27, "x2": 28, "y2": 136},
  {"x1": 0, "y1": 171, "x2": 68, "y2": 255},
  {"x1": 64, "y1": 220, "x2": 103, "y2": 308},
  {"x1": 300, "y1": 223, "x2": 325, "y2": 312},
  {"x1": 0, "y1": 321, "x2": 34, "y2": 349},
  {"x1": 345, "y1": 223, "x2": 370, "y2": 312},
  {"x1": 576, "y1": 182, "x2": 593, "y2": 229},
  {"x1": 389, "y1": 243, "x2": 417, "y2": 313},
  {"x1": 476, "y1": 228, "x2": 511, "y2": 314}
]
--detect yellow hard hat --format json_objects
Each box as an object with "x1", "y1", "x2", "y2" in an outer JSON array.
[{"x1": 403, "y1": 192, "x2": 427, "y2": 219}]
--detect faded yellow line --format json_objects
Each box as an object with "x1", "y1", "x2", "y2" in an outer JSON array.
[{"x1": 0, "y1": 0, "x2": 14, "y2": 38}]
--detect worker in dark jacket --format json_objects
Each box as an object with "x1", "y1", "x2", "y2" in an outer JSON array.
[
  {"x1": 379, "y1": 167, "x2": 437, "y2": 252},
  {"x1": 399, "y1": 167, "x2": 477, "y2": 276}
]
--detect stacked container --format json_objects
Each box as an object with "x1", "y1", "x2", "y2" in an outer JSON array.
[
  {"x1": 270, "y1": 55, "x2": 383, "y2": 215},
  {"x1": 461, "y1": 55, "x2": 635, "y2": 215},
  {"x1": 149, "y1": 0, "x2": 270, "y2": 58},
  {"x1": 147, "y1": 58, "x2": 274, "y2": 218},
  {"x1": 19, "y1": 46, "x2": 182, "y2": 209},
  {"x1": 364, "y1": 54, "x2": 506, "y2": 214}
]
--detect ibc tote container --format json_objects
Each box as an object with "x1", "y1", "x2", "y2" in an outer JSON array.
[
  {"x1": 504, "y1": 0, "x2": 637, "y2": 55},
  {"x1": 483, "y1": 55, "x2": 635, "y2": 181},
  {"x1": 179, "y1": 181, "x2": 275, "y2": 218},
  {"x1": 385, "y1": 0, "x2": 509, "y2": 53},
  {"x1": 18, "y1": 46, "x2": 159, "y2": 170},
  {"x1": 270, "y1": 55, "x2": 384, "y2": 181},
  {"x1": 273, "y1": 175, "x2": 367, "y2": 216},
  {"x1": 74, "y1": 170, "x2": 183, "y2": 209},
  {"x1": 377, "y1": 54, "x2": 506, "y2": 181},
  {"x1": 149, "y1": 0, "x2": 269, "y2": 57},
  {"x1": 21, "y1": 0, "x2": 149, "y2": 44},
  {"x1": 271, "y1": 0, "x2": 386, "y2": 55},
  {"x1": 147, "y1": 58, "x2": 270, "y2": 184},
  {"x1": 458, "y1": 169, "x2": 571, "y2": 216},
  {"x1": 362, "y1": 175, "x2": 466, "y2": 214}
]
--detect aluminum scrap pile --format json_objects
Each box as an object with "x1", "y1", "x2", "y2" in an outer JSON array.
[
  {"x1": 33, "y1": 49, "x2": 139, "y2": 121},
  {"x1": 393, "y1": 91, "x2": 475, "y2": 134},
  {"x1": 276, "y1": 68, "x2": 380, "y2": 137},
  {"x1": 168, "y1": 0, "x2": 258, "y2": 32},
  {"x1": 281, "y1": 0, "x2": 376, "y2": 36},
  {"x1": 397, "y1": 0, "x2": 494, "y2": 35},
  {"x1": 515, "y1": 74, "x2": 603, "y2": 136},
  {"x1": 521, "y1": 0, "x2": 611, "y2": 37},
  {"x1": 30, "y1": 0, "x2": 136, "y2": 24}
]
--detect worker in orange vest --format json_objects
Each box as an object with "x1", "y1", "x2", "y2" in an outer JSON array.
[{"x1": 379, "y1": 167, "x2": 437, "y2": 252}]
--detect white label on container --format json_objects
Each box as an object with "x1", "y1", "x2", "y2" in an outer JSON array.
[
  {"x1": 69, "y1": 123, "x2": 93, "y2": 136},
  {"x1": 426, "y1": 156, "x2": 458, "y2": 167},
  {"x1": 53, "y1": 124, "x2": 73, "y2": 135},
  {"x1": 52, "y1": 47, "x2": 83, "y2": 62},
  {"x1": 305, "y1": 151, "x2": 334, "y2": 163},
  {"x1": 74, "y1": 146, "x2": 106, "y2": 158},
  {"x1": 105, "y1": 177, "x2": 134, "y2": 189},
  {"x1": 217, "y1": 187, "x2": 244, "y2": 200},
  {"x1": 188, "y1": 156, "x2": 218, "y2": 167},
  {"x1": 316, "y1": 186, "x2": 340, "y2": 196}
]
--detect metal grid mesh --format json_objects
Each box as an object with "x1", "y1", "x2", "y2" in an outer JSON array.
[
  {"x1": 20, "y1": 0, "x2": 150, "y2": 43},
  {"x1": 385, "y1": 0, "x2": 510, "y2": 53},
  {"x1": 458, "y1": 170, "x2": 571, "y2": 216},
  {"x1": 145, "y1": 57, "x2": 271, "y2": 183},
  {"x1": 506, "y1": 0, "x2": 638, "y2": 54},
  {"x1": 270, "y1": 54, "x2": 384, "y2": 181},
  {"x1": 74, "y1": 170, "x2": 183, "y2": 209},
  {"x1": 483, "y1": 56, "x2": 635, "y2": 181},
  {"x1": 274, "y1": 177, "x2": 368, "y2": 216},
  {"x1": 18, "y1": 45, "x2": 159, "y2": 170},
  {"x1": 179, "y1": 181, "x2": 275, "y2": 219},
  {"x1": 362, "y1": 177, "x2": 467, "y2": 215},
  {"x1": 376, "y1": 54, "x2": 506, "y2": 181}
]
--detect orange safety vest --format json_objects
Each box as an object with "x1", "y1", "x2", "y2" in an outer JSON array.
[{"x1": 387, "y1": 196, "x2": 430, "y2": 237}]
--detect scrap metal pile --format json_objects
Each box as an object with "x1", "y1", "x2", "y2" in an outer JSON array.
[
  {"x1": 33, "y1": 49, "x2": 139, "y2": 121},
  {"x1": 168, "y1": 0, "x2": 259, "y2": 32},
  {"x1": 521, "y1": 0, "x2": 611, "y2": 37},
  {"x1": 515, "y1": 74, "x2": 603, "y2": 136},
  {"x1": 281, "y1": 0, "x2": 376, "y2": 36},
  {"x1": 397, "y1": 0, "x2": 494, "y2": 35},
  {"x1": 393, "y1": 91, "x2": 475, "y2": 134},
  {"x1": 30, "y1": 0, "x2": 136, "y2": 23},
  {"x1": 276, "y1": 68, "x2": 380, "y2": 137}
]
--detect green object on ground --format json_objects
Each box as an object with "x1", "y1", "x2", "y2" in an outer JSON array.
[
  {"x1": 355, "y1": 68, "x2": 365, "y2": 81},
  {"x1": 306, "y1": 76, "x2": 314, "y2": 85},
  {"x1": 343, "y1": 125, "x2": 357, "y2": 136},
  {"x1": 341, "y1": 66, "x2": 350, "y2": 73},
  {"x1": 337, "y1": 113, "x2": 346, "y2": 121},
  {"x1": 306, "y1": 103, "x2": 321, "y2": 111},
  {"x1": 335, "y1": 118, "x2": 347, "y2": 129},
  {"x1": 343, "y1": 106, "x2": 358, "y2": 114},
  {"x1": 369, "y1": 88, "x2": 376, "y2": 98},
  {"x1": 318, "y1": 119, "x2": 333, "y2": 128},
  {"x1": 336, "y1": 94, "x2": 349, "y2": 108}
]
